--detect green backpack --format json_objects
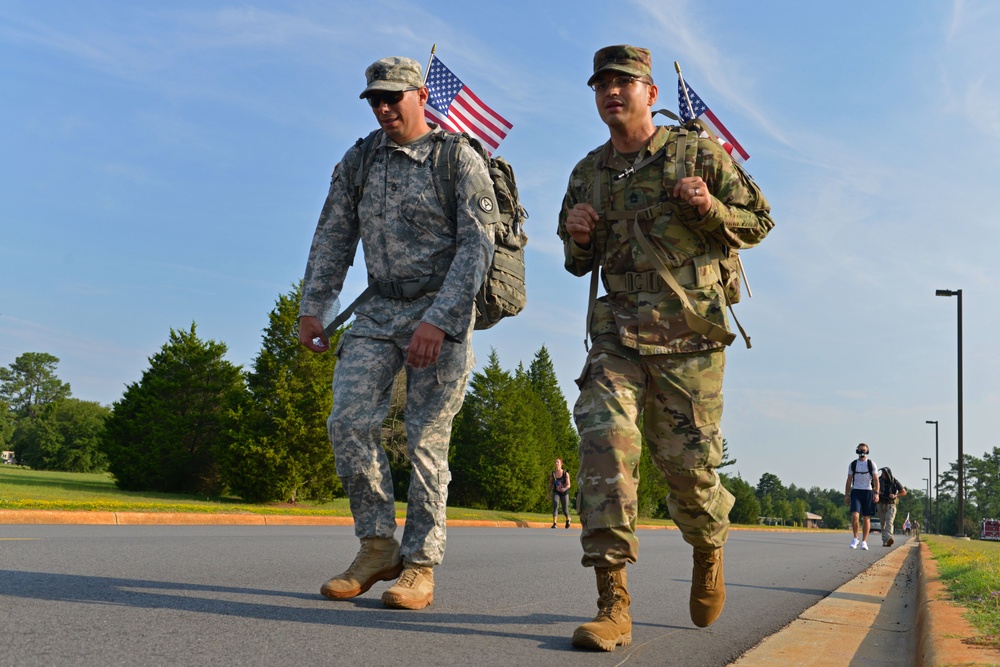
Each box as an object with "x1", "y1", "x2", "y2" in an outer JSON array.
[{"x1": 326, "y1": 129, "x2": 527, "y2": 336}]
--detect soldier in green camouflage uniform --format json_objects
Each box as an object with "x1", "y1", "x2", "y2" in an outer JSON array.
[
  {"x1": 298, "y1": 56, "x2": 497, "y2": 610},
  {"x1": 558, "y1": 45, "x2": 773, "y2": 651}
]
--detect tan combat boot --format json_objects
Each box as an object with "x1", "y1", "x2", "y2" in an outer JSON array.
[
  {"x1": 381, "y1": 563, "x2": 434, "y2": 609},
  {"x1": 690, "y1": 546, "x2": 725, "y2": 627},
  {"x1": 320, "y1": 537, "x2": 403, "y2": 600},
  {"x1": 571, "y1": 565, "x2": 632, "y2": 651}
]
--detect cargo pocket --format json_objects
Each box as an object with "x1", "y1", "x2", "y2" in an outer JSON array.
[{"x1": 434, "y1": 336, "x2": 471, "y2": 385}]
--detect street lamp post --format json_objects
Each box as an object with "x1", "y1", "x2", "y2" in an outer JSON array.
[
  {"x1": 923, "y1": 457, "x2": 932, "y2": 534},
  {"x1": 922, "y1": 478, "x2": 930, "y2": 532},
  {"x1": 935, "y1": 288, "x2": 964, "y2": 537},
  {"x1": 926, "y1": 420, "x2": 939, "y2": 533}
]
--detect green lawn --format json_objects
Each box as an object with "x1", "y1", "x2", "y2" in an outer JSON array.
[
  {"x1": 922, "y1": 534, "x2": 1000, "y2": 647},
  {"x1": 0, "y1": 465, "x2": 674, "y2": 526}
]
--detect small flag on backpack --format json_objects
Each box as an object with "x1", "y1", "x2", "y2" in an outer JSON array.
[
  {"x1": 677, "y1": 79, "x2": 750, "y2": 164},
  {"x1": 423, "y1": 55, "x2": 512, "y2": 155}
]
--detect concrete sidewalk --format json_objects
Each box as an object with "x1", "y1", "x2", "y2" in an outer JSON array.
[
  {"x1": 3, "y1": 511, "x2": 998, "y2": 665},
  {"x1": 731, "y1": 538, "x2": 1000, "y2": 666}
]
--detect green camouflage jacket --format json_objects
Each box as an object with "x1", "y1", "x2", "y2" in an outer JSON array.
[{"x1": 558, "y1": 125, "x2": 774, "y2": 354}]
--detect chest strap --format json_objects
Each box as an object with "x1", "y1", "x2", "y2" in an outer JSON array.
[{"x1": 631, "y1": 218, "x2": 735, "y2": 346}]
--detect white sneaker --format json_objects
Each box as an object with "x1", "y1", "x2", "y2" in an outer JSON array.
[
  {"x1": 850, "y1": 537, "x2": 860, "y2": 549},
  {"x1": 861, "y1": 541, "x2": 869, "y2": 550}
]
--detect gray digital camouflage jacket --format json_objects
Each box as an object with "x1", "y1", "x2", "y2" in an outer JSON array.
[{"x1": 300, "y1": 127, "x2": 497, "y2": 339}]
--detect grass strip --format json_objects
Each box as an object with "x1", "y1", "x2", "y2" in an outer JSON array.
[{"x1": 922, "y1": 534, "x2": 1000, "y2": 648}]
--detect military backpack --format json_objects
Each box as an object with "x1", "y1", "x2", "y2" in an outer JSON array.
[
  {"x1": 584, "y1": 114, "x2": 757, "y2": 349},
  {"x1": 322, "y1": 128, "x2": 527, "y2": 338}
]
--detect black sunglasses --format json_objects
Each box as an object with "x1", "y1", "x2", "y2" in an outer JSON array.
[{"x1": 366, "y1": 88, "x2": 418, "y2": 108}]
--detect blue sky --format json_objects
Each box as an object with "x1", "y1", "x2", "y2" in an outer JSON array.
[{"x1": 3, "y1": 1, "x2": 999, "y2": 495}]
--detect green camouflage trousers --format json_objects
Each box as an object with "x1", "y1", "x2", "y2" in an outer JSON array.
[
  {"x1": 574, "y1": 334, "x2": 734, "y2": 567},
  {"x1": 329, "y1": 330, "x2": 471, "y2": 566}
]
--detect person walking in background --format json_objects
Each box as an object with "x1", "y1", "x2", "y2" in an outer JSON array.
[
  {"x1": 558, "y1": 45, "x2": 773, "y2": 651},
  {"x1": 875, "y1": 466, "x2": 906, "y2": 547},
  {"x1": 845, "y1": 443, "x2": 879, "y2": 550},
  {"x1": 549, "y1": 458, "x2": 572, "y2": 529},
  {"x1": 298, "y1": 55, "x2": 497, "y2": 610}
]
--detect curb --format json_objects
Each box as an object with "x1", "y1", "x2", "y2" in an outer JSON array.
[
  {"x1": 730, "y1": 538, "x2": 919, "y2": 666},
  {"x1": 0, "y1": 510, "x2": 364, "y2": 526},
  {"x1": 916, "y1": 539, "x2": 1000, "y2": 666},
  {"x1": 1, "y1": 510, "x2": 678, "y2": 530},
  {"x1": 0, "y1": 510, "x2": 827, "y2": 531}
]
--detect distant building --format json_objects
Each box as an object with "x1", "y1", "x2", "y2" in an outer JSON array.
[
  {"x1": 804, "y1": 512, "x2": 823, "y2": 529},
  {"x1": 1, "y1": 450, "x2": 15, "y2": 465}
]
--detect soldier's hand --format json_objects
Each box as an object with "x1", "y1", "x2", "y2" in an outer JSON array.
[
  {"x1": 298, "y1": 316, "x2": 329, "y2": 353},
  {"x1": 674, "y1": 176, "x2": 711, "y2": 216},
  {"x1": 406, "y1": 322, "x2": 445, "y2": 369},
  {"x1": 565, "y1": 203, "x2": 599, "y2": 247}
]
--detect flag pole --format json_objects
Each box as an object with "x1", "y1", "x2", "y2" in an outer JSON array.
[
  {"x1": 423, "y1": 44, "x2": 436, "y2": 85},
  {"x1": 675, "y1": 61, "x2": 696, "y2": 119},
  {"x1": 676, "y1": 61, "x2": 753, "y2": 298}
]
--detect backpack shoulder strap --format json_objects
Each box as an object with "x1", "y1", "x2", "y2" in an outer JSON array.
[
  {"x1": 347, "y1": 129, "x2": 383, "y2": 209},
  {"x1": 429, "y1": 131, "x2": 480, "y2": 222},
  {"x1": 869, "y1": 460, "x2": 875, "y2": 475},
  {"x1": 851, "y1": 460, "x2": 857, "y2": 474}
]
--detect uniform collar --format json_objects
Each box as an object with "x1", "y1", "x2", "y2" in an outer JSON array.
[
  {"x1": 597, "y1": 125, "x2": 672, "y2": 171},
  {"x1": 378, "y1": 125, "x2": 441, "y2": 162}
]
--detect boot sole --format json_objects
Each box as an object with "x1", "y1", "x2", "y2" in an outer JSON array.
[
  {"x1": 381, "y1": 591, "x2": 433, "y2": 610},
  {"x1": 320, "y1": 561, "x2": 404, "y2": 600},
  {"x1": 571, "y1": 629, "x2": 632, "y2": 651}
]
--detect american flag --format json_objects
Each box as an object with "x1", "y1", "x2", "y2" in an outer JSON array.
[
  {"x1": 424, "y1": 55, "x2": 512, "y2": 154},
  {"x1": 678, "y1": 80, "x2": 750, "y2": 164}
]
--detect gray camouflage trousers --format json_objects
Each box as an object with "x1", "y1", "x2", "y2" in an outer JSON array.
[
  {"x1": 329, "y1": 330, "x2": 471, "y2": 567},
  {"x1": 877, "y1": 502, "x2": 898, "y2": 545},
  {"x1": 574, "y1": 334, "x2": 735, "y2": 568}
]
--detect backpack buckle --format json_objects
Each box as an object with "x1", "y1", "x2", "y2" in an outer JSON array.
[
  {"x1": 376, "y1": 280, "x2": 405, "y2": 299},
  {"x1": 625, "y1": 270, "x2": 660, "y2": 292}
]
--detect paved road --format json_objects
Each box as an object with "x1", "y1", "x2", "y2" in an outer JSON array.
[{"x1": 0, "y1": 525, "x2": 904, "y2": 666}]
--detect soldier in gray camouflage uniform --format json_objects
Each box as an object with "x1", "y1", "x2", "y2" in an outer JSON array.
[
  {"x1": 298, "y1": 56, "x2": 497, "y2": 610},
  {"x1": 558, "y1": 45, "x2": 774, "y2": 651}
]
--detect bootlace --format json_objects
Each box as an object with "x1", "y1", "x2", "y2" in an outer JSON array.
[
  {"x1": 694, "y1": 551, "x2": 719, "y2": 587},
  {"x1": 344, "y1": 542, "x2": 374, "y2": 575},
  {"x1": 396, "y1": 567, "x2": 422, "y2": 588},
  {"x1": 595, "y1": 574, "x2": 624, "y2": 620}
]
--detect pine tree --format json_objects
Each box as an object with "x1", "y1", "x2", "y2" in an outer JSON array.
[
  {"x1": 450, "y1": 350, "x2": 555, "y2": 511},
  {"x1": 527, "y1": 345, "x2": 579, "y2": 480},
  {"x1": 0, "y1": 352, "x2": 72, "y2": 418},
  {"x1": 102, "y1": 323, "x2": 246, "y2": 495},
  {"x1": 223, "y1": 283, "x2": 343, "y2": 503}
]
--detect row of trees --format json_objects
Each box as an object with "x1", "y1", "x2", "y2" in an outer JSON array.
[
  {"x1": 6, "y1": 284, "x2": 998, "y2": 533},
  {"x1": 0, "y1": 283, "x2": 580, "y2": 512},
  {"x1": 0, "y1": 352, "x2": 109, "y2": 472}
]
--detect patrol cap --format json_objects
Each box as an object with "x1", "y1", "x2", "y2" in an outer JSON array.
[
  {"x1": 359, "y1": 56, "x2": 424, "y2": 99},
  {"x1": 587, "y1": 45, "x2": 653, "y2": 86}
]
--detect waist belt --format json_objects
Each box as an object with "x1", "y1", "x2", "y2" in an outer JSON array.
[
  {"x1": 322, "y1": 275, "x2": 446, "y2": 339},
  {"x1": 604, "y1": 265, "x2": 698, "y2": 293},
  {"x1": 373, "y1": 276, "x2": 446, "y2": 300}
]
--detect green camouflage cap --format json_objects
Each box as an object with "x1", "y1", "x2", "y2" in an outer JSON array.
[
  {"x1": 359, "y1": 56, "x2": 424, "y2": 99},
  {"x1": 587, "y1": 45, "x2": 653, "y2": 86}
]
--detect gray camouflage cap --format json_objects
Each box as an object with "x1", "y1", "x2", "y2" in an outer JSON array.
[
  {"x1": 359, "y1": 56, "x2": 424, "y2": 99},
  {"x1": 587, "y1": 45, "x2": 653, "y2": 86}
]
